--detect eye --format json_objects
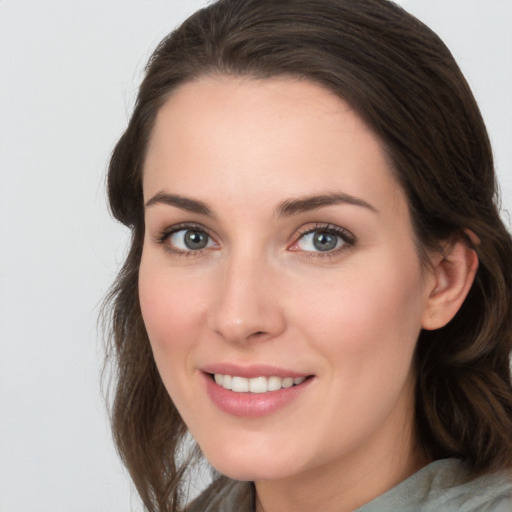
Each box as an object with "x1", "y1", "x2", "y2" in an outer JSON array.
[
  {"x1": 171, "y1": 228, "x2": 212, "y2": 250},
  {"x1": 299, "y1": 231, "x2": 340, "y2": 252},
  {"x1": 157, "y1": 225, "x2": 217, "y2": 254},
  {"x1": 289, "y1": 225, "x2": 355, "y2": 254}
]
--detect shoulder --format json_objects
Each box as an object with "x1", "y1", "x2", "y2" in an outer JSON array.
[
  {"x1": 185, "y1": 460, "x2": 512, "y2": 512},
  {"x1": 184, "y1": 477, "x2": 254, "y2": 512},
  {"x1": 357, "y1": 459, "x2": 512, "y2": 512}
]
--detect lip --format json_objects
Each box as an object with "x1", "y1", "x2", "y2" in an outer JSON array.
[
  {"x1": 200, "y1": 365, "x2": 314, "y2": 418},
  {"x1": 200, "y1": 362, "x2": 310, "y2": 379}
]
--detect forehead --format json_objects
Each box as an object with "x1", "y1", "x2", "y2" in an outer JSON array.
[{"x1": 143, "y1": 76, "x2": 404, "y2": 215}]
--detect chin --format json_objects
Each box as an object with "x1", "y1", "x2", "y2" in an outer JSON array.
[
  {"x1": 201, "y1": 443, "x2": 302, "y2": 482},
  {"x1": 212, "y1": 461, "x2": 295, "y2": 482}
]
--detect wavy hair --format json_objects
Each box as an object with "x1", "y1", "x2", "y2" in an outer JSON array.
[{"x1": 103, "y1": 1, "x2": 512, "y2": 510}]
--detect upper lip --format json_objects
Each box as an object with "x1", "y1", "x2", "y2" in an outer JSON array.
[{"x1": 200, "y1": 363, "x2": 311, "y2": 379}]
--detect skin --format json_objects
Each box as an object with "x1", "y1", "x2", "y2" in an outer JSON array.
[{"x1": 139, "y1": 76, "x2": 476, "y2": 512}]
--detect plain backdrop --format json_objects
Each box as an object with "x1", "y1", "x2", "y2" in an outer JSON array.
[{"x1": 0, "y1": 1, "x2": 511, "y2": 511}]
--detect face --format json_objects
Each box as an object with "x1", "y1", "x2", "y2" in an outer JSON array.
[{"x1": 139, "y1": 76, "x2": 436, "y2": 484}]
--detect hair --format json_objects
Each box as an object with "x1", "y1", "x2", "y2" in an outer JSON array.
[{"x1": 103, "y1": 0, "x2": 512, "y2": 510}]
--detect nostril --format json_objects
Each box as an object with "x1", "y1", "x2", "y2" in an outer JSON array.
[{"x1": 248, "y1": 331, "x2": 267, "y2": 340}]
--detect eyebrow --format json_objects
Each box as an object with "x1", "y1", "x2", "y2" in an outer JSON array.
[
  {"x1": 145, "y1": 191, "x2": 377, "y2": 217},
  {"x1": 276, "y1": 193, "x2": 377, "y2": 217},
  {"x1": 145, "y1": 192, "x2": 213, "y2": 216}
]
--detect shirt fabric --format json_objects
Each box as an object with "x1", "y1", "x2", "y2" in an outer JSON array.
[{"x1": 186, "y1": 458, "x2": 512, "y2": 511}]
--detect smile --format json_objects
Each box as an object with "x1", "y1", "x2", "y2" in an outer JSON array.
[
  {"x1": 204, "y1": 371, "x2": 314, "y2": 417},
  {"x1": 213, "y1": 374, "x2": 306, "y2": 393}
]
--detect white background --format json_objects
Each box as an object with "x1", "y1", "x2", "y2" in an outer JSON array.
[{"x1": 0, "y1": 1, "x2": 510, "y2": 511}]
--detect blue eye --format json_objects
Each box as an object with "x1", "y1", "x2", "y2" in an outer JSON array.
[
  {"x1": 167, "y1": 228, "x2": 214, "y2": 251},
  {"x1": 297, "y1": 231, "x2": 342, "y2": 252},
  {"x1": 293, "y1": 226, "x2": 355, "y2": 254}
]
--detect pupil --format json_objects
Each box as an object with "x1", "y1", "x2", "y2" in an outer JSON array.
[
  {"x1": 313, "y1": 232, "x2": 337, "y2": 251},
  {"x1": 185, "y1": 230, "x2": 207, "y2": 250}
]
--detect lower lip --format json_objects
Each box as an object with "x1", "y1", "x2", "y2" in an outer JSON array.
[{"x1": 203, "y1": 373, "x2": 312, "y2": 418}]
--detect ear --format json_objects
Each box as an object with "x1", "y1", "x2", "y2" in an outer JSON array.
[{"x1": 422, "y1": 235, "x2": 479, "y2": 330}]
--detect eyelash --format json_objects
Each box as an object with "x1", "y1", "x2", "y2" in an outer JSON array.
[
  {"x1": 155, "y1": 223, "x2": 217, "y2": 257},
  {"x1": 289, "y1": 223, "x2": 356, "y2": 258},
  {"x1": 155, "y1": 222, "x2": 356, "y2": 258}
]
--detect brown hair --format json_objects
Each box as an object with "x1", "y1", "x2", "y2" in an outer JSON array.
[{"x1": 103, "y1": 0, "x2": 512, "y2": 510}]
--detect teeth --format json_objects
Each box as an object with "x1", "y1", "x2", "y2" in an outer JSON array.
[
  {"x1": 267, "y1": 376, "x2": 282, "y2": 392},
  {"x1": 214, "y1": 374, "x2": 307, "y2": 393},
  {"x1": 282, "y1": 377, "x2": 294, "y2": 388},
  {"x1": 249, "y1": 377, "x2": 267, "y2": 394},
  {"x1": 222, "y1": 374, "x2": 232, "y2": 390},
  {"x1": 231, "y1": 376, "x2": 249, "y2": 392}
]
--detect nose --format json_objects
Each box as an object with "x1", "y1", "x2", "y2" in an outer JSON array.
[{"x1": 207, "y1": 252, "x2": 286, "y2": 344}]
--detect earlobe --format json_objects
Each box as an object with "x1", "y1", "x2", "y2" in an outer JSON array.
[{"x1": 422, "y1": 236, "x2": 479, "y2": 331}]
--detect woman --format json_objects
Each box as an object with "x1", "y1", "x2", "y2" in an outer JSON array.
[{"x1": 104, "y1": 0, "x2": 512, "y2": 510}]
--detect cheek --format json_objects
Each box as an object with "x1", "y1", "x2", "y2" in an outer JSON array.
[
  {"x1": 138, "y1": 256, "x2": 215, "y2": 422},
  {"x1": 290, "y1": 256, "x2": 426, "y2": 370},
  {"x1": 138, "y1": 255, "x2": 208, "y2": 372},
  {"x1": 288, "y1": 259, "x2": 425, "y2": 447}
]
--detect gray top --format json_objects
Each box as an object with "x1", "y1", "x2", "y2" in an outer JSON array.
[{"x1": 186, "y1": 459, "x2": 512, "y2": 511}]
